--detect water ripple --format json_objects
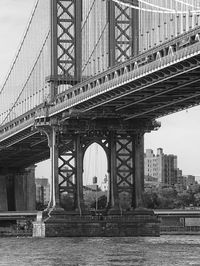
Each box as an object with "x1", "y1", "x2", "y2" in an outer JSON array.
[{"x1": 0, "y1": 236, "x2": 199, "y2": 265}]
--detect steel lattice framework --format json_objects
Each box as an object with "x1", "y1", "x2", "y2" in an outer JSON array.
[
  {"x1": 51, "y1": 0, "x2": 82, "y2": 85},
  {"x1": 108, "y1": 0, "x2": 139, "y2": 66},
  {"x1": 59, "y1": 138, "x2": 77, "y2": 209},
  {"x1": 57, "y1": 127, "x2": 143, "y2": 211},
  {"x1": 116, "y1": 134, "x2": 135, "y2": 208}
]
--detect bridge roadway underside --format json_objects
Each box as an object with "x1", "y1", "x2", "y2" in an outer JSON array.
[
  {"x1": 0, "y1": 118, "x2": 157, "y2": 170},
  {"x1": 0, "y1": 130, "x2": 49, "y2": 170},
  {"x1": 63, "y1": 54, "x2": 200, "y2": 122},
  {"x1": 1, "y1": 48, "x2": 200, "y2": 169}
]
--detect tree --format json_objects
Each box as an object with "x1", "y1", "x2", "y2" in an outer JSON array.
[
  {"x1": 84, "y1": 191, "x2": 107, "y2": 210},
  {"x1": 90, "y1": 195, "x2": 107, "y2": 210},
  {"x1": 143, "y1": 185, "x2": 200, "y2": 209},
  {"x1": 144, "y1": 190, "x2": 159, "y2": 209},
  {"x1": 60, "y1": 192, "x2": 74, "y2": 211},
  {"x1": 194, "y1": 192, "x2": 200, "y2": 206},
  {"x1": 176, "y1": 190, "x2": 192, "y2": 207}
]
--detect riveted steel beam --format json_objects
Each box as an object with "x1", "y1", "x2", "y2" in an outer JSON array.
[
  {"x1": 116, "y1": 76, "x2": 200, "y2": 111},
  {"x1": 49, "y1": 0, "x2": 82, "y2": 97},
  {"x1": 108, "y1": 0, "x2": 139, "y2": 67},
  {"x1": 125, "y1": 91, "x2": 200, "y2": 120}
]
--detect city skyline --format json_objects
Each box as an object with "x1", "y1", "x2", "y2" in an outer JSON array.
[{"x1": 1, "y1": 0, "x2": 200, "y2": 180}]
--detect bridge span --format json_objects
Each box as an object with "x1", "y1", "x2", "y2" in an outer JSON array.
[
  {"x1": 1, "y1": 0, "x2": 200, "y2": 236},
  {"x1": 2, "y1": 25, "x2": 200, "y2": 170}
]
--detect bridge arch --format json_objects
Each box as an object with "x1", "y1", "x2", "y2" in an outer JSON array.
[{"x1": 83, "y1": 142, "x2": 109, "y2": 211}]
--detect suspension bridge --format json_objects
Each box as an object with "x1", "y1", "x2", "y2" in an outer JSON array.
[{"x1": 1, "y1": 0, "x2": 200, "y2": 236}]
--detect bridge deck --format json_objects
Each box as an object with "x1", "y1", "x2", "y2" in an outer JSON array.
[{"x1": 1, "y1": 27, "x2": 200, "y2": 168}]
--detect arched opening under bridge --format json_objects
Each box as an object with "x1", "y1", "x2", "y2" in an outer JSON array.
[{"x1": 83, "y1": 142, "x2": 108, "y2": 212}]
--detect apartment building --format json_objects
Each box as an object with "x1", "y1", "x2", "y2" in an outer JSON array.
[{"x1": 144, "y1": 148, "x2": 178, "y2": 186}]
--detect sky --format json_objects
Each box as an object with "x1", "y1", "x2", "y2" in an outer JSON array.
[{"x1": 1, "y1": 1, "x2": 200, "y2": 183}]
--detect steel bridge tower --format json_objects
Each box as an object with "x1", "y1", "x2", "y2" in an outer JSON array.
[{"x1": 33, "y1": 0, "x2": 159, "y2": 237}]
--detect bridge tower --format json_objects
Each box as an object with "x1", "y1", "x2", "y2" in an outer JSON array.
[
  {"x1": 33, "y1": 0, "x2": 159, "y2": 237},
  {"x1": 108, "y1": 0, "x2": 139, "y2": 66}
]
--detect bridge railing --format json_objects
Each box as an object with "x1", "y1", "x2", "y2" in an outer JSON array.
[
  {"x1": 0, "y1": 108, "x2": 38, "y2": 144},
  {"x1": 49, "y1": 26, "x2": 200, "y2": 117},
  {"x1": 1, "y1": 25, "x2": 200, "y2": 141}
]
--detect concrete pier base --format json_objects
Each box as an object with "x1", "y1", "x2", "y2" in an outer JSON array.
[
  {"x1": 32, "y1": 221, "x2": 46, "y2": 237},
  {"x1": 33, "y1": 209, "x2": 160, "y2": 237},
  {"x1": 32, "y1": 211, "x2": 46, "y2": 237},
  {"x1": 0, "y1": 176, "x2": 8, "y2": 211}
]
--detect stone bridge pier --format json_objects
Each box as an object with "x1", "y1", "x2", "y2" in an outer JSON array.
[
  {"x1": 0, "y1": 166, "x2": 36, "y2": 211},
  {"x1": 33, "y1": 118, "x2": 160, "y2": 237}
]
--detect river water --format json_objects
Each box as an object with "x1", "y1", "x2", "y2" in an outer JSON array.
[{"x1": 0, "y1": 235, "x2": 200, "y2": 266}]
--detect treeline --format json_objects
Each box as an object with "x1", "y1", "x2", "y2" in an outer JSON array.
[
  {"x1": 36, "y1": 185, "x2": 200, "y2": 211},
  {"x1": 144, "y1": 185, "x2": 200, "y2": 209}
]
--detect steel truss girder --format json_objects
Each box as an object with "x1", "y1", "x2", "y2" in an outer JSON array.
[
  {"x1": 124, "y1": 61, "x2": 200, "y2": 120},
  {"x1": 77, "y1": 55, "x2": 200, "y2": 118},
  {"x1": 117, "y1": 76, "x2": 200, "y2": 111},
  {"x1": 75, "y1": 62, "x2": 185, "y2": 112},
  {"x1": 127, "y1": 90, "x2": 200, "y2": 120},
  {"x1": 56, "y1": 0, "x2": 82, "y2": 83}
]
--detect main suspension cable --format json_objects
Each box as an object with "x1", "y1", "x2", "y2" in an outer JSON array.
[
  {"x1": 0, "y1": 32, "x2": 50, "y2": 126},
  {"x1": 112, "y1": 0, "x2": 200, "y2": 14},
  {"x1": 0, "y1": 0, "x2": 40, "y2": 96},
  {"x1": 175, "y1": 0, "x2": 199, "y2": 9}
]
